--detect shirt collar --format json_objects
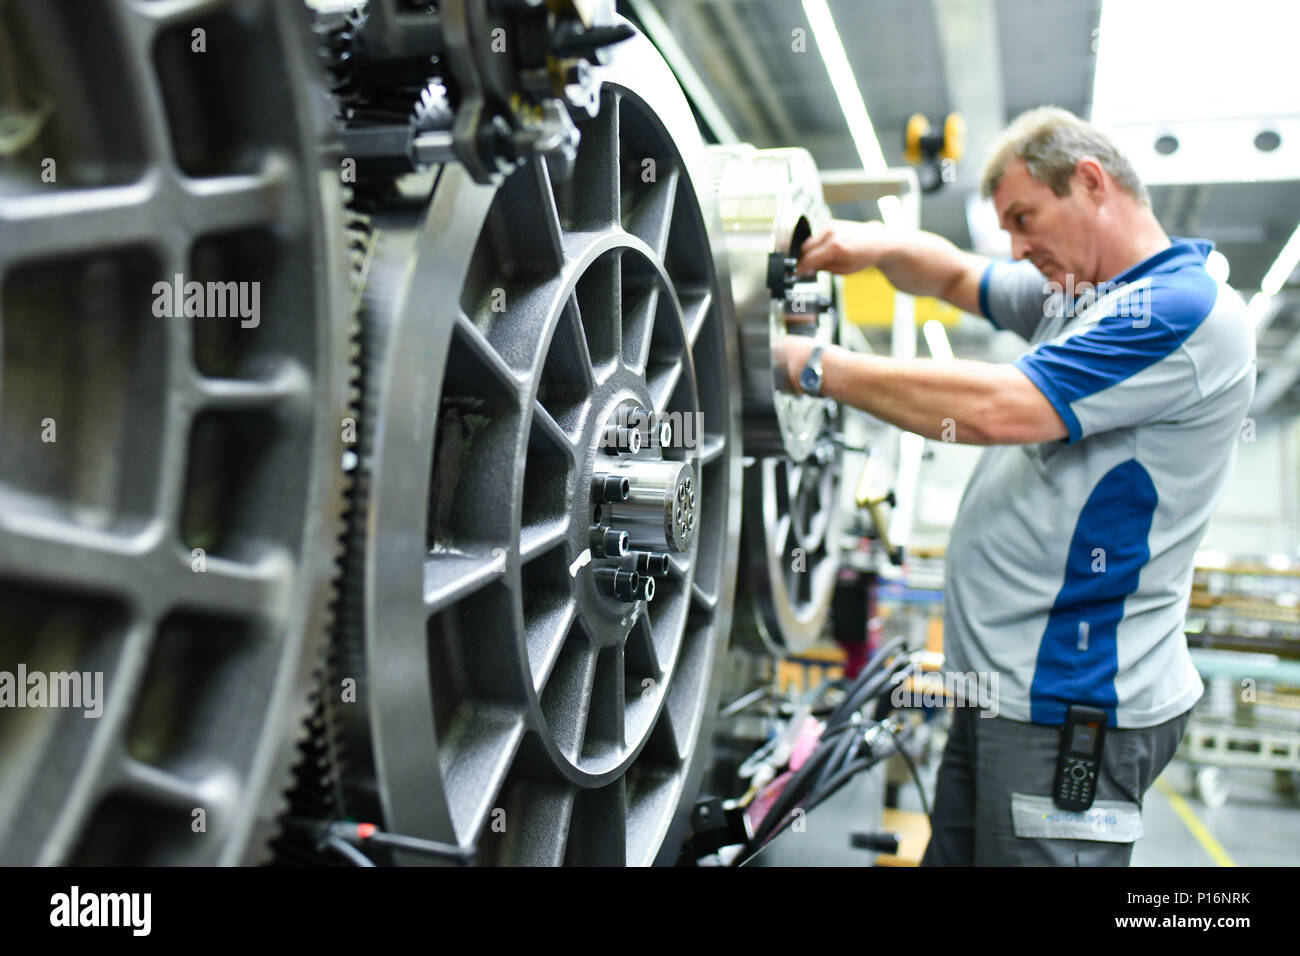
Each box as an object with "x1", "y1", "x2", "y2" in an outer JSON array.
[{"x1": 1107, "y1": 237, "x2": 1214, "y2": 286}]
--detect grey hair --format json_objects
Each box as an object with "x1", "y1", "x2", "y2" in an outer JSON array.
[{"x1": 981, "y1": 106, "x2": 1149, "y2": 207}]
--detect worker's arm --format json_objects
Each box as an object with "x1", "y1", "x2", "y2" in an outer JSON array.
[
  {"x1": 781, "y1": 338, "x2": 1067, "y2": 445},
  {"x1": 795, "y1": 220, "x2": 989, "y2": 316}
]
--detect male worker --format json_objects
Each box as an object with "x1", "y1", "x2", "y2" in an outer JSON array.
[{"x1": 785, "y1": 107, "x2": 1256, "y2": 865}]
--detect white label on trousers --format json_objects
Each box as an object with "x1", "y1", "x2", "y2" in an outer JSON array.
[{"x1": 1010, "y1": 792, "x2": 1143, "y2": 843}]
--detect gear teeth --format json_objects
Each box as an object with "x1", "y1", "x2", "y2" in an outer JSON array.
[
  {"x1": 412, "y1": 79, "x2": 453, "y2": 131},
  {"x1": 267, "y1": 2, "x2": 372, "y2": 867}
]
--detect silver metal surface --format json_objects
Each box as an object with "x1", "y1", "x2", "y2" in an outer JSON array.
[{"x1": 606, "y1": 458, "x2": 695, "y2": 553}]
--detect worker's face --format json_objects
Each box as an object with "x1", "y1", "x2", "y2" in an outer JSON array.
[{"x1": 992, "y1": 158, "x2": 1100, "y2": 289}]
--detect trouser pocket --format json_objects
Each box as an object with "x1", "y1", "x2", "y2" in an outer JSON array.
[{"x1": 1010, "y1": 792, "x2": 1144, "y2": 842}]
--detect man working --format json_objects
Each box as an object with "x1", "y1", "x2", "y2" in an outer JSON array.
[{"x1": 784, "y1": 107, "x2": 1256, "y2": 865}]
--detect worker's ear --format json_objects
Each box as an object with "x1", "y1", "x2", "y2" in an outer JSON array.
[{"x1": 1073, "y1": 157, "x2": 1107, "y2": 204}]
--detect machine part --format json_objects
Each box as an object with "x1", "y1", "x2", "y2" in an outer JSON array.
[
  {"x1": 903, "y1": 112, "x2": 966, "y2": 193},
  {"x1": 708, "y1": 145, "x2": 837, "y2": 463},
  {"x1": 331, "y1": 18, "x2": 742, "y2": 865},
  {"x1": 855, "y1": 457, "x2": 905, "y2": 566},
  {"x1": 340, "y1": 0, "x2": 631, "y2": 184},
  {"x1": 0, "y1": 0, "x2": 352, "y2": 864},
  {"x1": 604, "y1": 458, "x2": 696, "y2": 553},
  {"x1": 707, "y1": 146, "x2": 845, "y2": 656}
]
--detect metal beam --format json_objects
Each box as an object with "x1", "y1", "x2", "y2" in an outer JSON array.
[
  {"x1": 708, "y1": 0, "x2": 799, "y2": 144},
  {"x1": 931, "y1": 0, "x2": 1006, "y2": 168},
  {"x1": 625, "y1": 0, "x2": 741, "y2": 143}
]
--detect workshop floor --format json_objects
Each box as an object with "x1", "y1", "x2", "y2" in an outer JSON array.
[{"x1": 751, "y1": 737, "x2": 1300, "y2": 866}]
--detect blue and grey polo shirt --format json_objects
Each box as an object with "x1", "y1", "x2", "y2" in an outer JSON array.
[{"x1": 945, "y1": 238, "x2": 1256, "y2": 728}]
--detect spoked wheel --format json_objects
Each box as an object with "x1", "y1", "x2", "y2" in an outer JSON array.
[
  {"x1": 747, "y1": 437, "x2": 844, "y2": 653},
  {"x1": 0, "y1": 0, "x2": 351, "y2": 863},
  {"x1": 335, "y1": 23, "x2": 741, "y2": 865},
  {"x1": 708, "y1": 146, "x2": 845, "y2": 656}
]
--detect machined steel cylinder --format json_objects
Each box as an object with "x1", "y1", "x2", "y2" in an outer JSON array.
[{"x1": 604, "y1": 459, "x2": 697, "y2": 553}]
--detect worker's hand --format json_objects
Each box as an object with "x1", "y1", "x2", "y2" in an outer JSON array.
[
  {"x1": 796, "y1": 219, "x2": 892, "y2": 275},
  {"x1": 775, "y1": 334, "x2": 817, "y2": 394}
]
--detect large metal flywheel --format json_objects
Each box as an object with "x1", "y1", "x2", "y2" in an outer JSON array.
[
  {"x1": 0, "y1": 0, "x2": 352, "y2": 864},
  {"x1": 328, "y1": 19, "x2": 742, "y2": 865}
]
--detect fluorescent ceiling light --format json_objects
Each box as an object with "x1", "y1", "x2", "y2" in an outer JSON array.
[
  {"x1": 801, "y1": 0, "x2": 898, "y2": 226},
  {"x1": 922, "y1": 320, "x2": 953, "y2": 362},
  {"x1": 1260, "y1": 221, "x2": 1300, "y2": 296}
]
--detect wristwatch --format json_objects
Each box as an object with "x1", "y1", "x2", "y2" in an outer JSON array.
[{"x1": 799, "y1": 344, "x2": 826, "y2": 397}]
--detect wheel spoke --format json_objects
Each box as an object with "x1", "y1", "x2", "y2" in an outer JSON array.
[
  {"x1": 681, "y1": 288, "x2": 712, "y2": 346},
  {"x1": 539, "y1": 632, "x2": 598, "y2": 764},
  {"x1": 423, "y1": 550, "x2": 507, "y2": 615},
  {"x1": 454, "y1": 312, "x2": 527, "y2": 400},
  {"x1": 622, "y1": 164, "x2": 680, "y2": 259},
  {"x1": 625, "y1": 611, "x2": 663, "y2": 682},
  {"x1": 554, "y1": 90, "x2": 620, "y2": 230},
  {"x1": 0, "y1": 181, "x2": 159, "y2": 264},
  {"x1": 573, "y1": 250, "x2": 622, "y2": 372},
  {"x1": 491, "y1": 780, "x2": 577, "y2": 866},
  {"x1": 520, "y1": 509, "x2": 570, "y2": 564},
  {"x1": 524, "y1": 598, "x2": 576, "y2": 693},
  {"x1": 621, "y1": 284, "x2": 659, "y2": 375},
  {"x1": 487, "y1": 154, "x2": 564, "y2": 277},
  {"x1": 647, "y1": 353, "x2": 684, "y2": 414},
  {"x1": 120, "y1": 756, "x2": 211, "y2": 812},
  {"x1": 684, "y1": 576, "x2": 712, "y2": 613},
  {"x1": 566, "y1": 775, "x2": 627, "y2": 865},
  {"x1": 194, "y1": 363, "x2": 311, "y2": 410},
  {"x1": 0, "y1": 517, "x2": 154, "y2": 599},
  {"x1": 529, "y1": 401, "x2": 577, "y2": 463},
  {"x1": 178, "y1": 165, "x2": 292, "y2": 234},
  {"x1": 698, "y1": 432, "x2": 727, "y2": 465},
  {"x1": 440, "y1": 708, "x2": 525, "y2": 846}
]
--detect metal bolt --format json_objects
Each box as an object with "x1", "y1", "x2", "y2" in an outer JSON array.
[
  {"x1": 593, "y1": 473, "x2": 631, "y2": 502},
  {"x1": 604, "y1": 424, "x2": 641, "y2": 455},
  {"x1": 634, "y1": 552, "x2": 672, "y2": 577},
  {"x1": 594, "y1": 567, "x2": 641, "y2": 602},
  {"x1": 590, "y1": 526, "x2": 630, "y2": 558}
]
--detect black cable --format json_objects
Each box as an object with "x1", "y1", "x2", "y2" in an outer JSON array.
[
  {"x1": 744, "y1": 729, "x2": 844, "y2": 850},
  {"x1": 737, "y1": 748, "x2": 893, "y2": 867},
  {"x1": 321, "y1": 834, "x2": 376, "y2": 867},
  {"x1": 740, "y1": 719, "x2": 925, "y2": 866},
  {"x1": 823, "y1": 636, "x2": 908, "y2": 730},
  {"x1": 882, "y1": 719, "x2": 931, "y2": 820},
  {"x1": 824, "y1": 655, "x2": 911, "y2": 734},
  {"x1": 812, "y1": 718, "x2": 862, "y2": 791},
  {"x1": 823, "y1": 635, "x2": 907, "y2": 728},
  {"x1": 746, "y1": 659, "x2": 910, "y2": 850}
]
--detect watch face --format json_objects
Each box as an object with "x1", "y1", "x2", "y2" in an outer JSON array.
[{"x1": 800, "y1": 366, "x2": 820, "y2": 394}]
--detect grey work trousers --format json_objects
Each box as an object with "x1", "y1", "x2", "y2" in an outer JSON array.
[{"x1": 919, "y1": 706, "x2": 1193, "y2": 866}]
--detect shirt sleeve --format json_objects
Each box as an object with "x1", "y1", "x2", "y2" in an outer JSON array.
[
  {"x1": 979, "y1": 258, "x2": 1052, "y2": 340},
  {"x1": 1013, "y1": 310, "x2": 1203, "y2": 443}
]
